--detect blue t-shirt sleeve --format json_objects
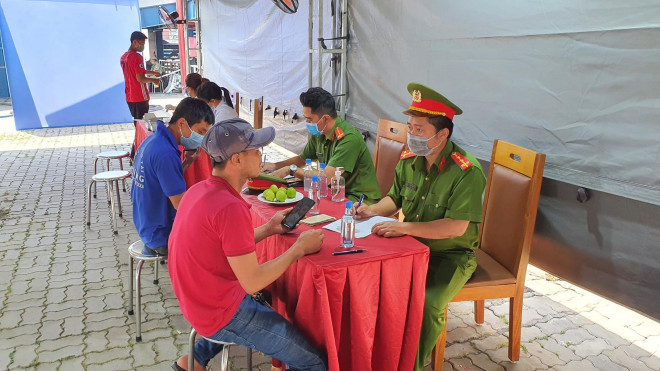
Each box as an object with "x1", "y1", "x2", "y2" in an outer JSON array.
[{"x1": 155, "y1": 151, "x2": 186, "y2": 197}]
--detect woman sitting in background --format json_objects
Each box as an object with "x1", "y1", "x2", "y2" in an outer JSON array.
[
  {"x1": 165, "y1": 73, "x2": 209, "y2": 111},
  {"x1": 196, "y1": 81, "x2": 238, "y2": 124}
]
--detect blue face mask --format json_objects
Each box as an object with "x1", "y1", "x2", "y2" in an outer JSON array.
[
  {"x1": 179, "y1": 121, "x2": 204, "y2": 150},
  {"x1": 305, "y1": 116, "x2": 327, "y2": 136}
]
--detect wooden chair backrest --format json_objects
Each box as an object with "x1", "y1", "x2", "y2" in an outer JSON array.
[
  {"x1": 479, "y1": 140, "x2": 545, "y2": 281},
  {"x1": 373, "y1": 119, "x2": 408, "y2": 197}
]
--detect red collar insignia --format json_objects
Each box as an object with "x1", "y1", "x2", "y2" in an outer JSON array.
[{"x1": 332, "y1": 127, "x2": 345, "y2": 141}]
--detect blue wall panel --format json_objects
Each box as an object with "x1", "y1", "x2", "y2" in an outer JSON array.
[{"x1": 0, "y1": 0, "x2": 140, "y2": 129}]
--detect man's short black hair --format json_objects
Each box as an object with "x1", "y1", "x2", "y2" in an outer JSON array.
[
  {"x1": 169, "y1": 97, "x2": 214, "y2": 128},
  {"x1": 130, "y1": 31, "x2": 147, "y2": 42},
  {"x1": 299, "y1": 87, "x2": 337, "y2": 119},
  {"x1": 428, "y1": 116, "x2": 454, "y2": 139}
]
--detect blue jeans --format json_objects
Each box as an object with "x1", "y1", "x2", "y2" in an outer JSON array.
[{"x1": 194, "y1": 294, "x2": 327, "y2": 371}]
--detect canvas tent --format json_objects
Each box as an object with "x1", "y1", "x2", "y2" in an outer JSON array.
[{"x1": 198, "y1": 0, "x2": 660, "y2": 319}]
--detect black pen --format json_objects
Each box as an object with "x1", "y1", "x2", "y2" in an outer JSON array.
[{"x1": 332, "y1": 249, "x2": 367, "y2": 256}]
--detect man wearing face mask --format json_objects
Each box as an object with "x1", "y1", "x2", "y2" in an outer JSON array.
[
  {"x1": 355, "y1": 82, "x2": 486, "y2": 371},
  {"x1": 131, "y1": 97, "x2": 214, "y2": 256},
  {"x1": 264, "y1": 87, "x2": 381, "y2": 204}
]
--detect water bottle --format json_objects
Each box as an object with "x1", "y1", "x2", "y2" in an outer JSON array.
[
  {"x1": 303, "y1": 158, "x2": 313, "y2": 193},
  {"x1": 318, "y1": 163, "x2": 328, "y2": 198},
  {"x1": 340, "y1": 201, "x2": 356, "y2": 248},
  {"x1": 309, "y1": 176, "x2": 320, "y2": 215},
  {"x1": 330, "y1": 167, "x2": 345, "y2": 202}
]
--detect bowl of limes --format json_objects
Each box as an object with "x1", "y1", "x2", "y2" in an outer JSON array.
[{"x1": 258, "y1": 185, "x2": 303, "y2": 204}]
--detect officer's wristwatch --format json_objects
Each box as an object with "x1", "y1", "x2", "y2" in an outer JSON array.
[{"x1": 289, "y1": 164, "x2": 298, "y2": 176}]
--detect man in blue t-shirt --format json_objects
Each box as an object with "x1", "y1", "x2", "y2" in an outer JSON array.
[{"x1": 131, "y1": 97, "x2": 214, "y2": 256}]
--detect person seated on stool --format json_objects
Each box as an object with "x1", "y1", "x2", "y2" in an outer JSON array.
[
  {"x1": 169, "y1": 118, "x2": 327, "y2": 371},
  {"x1": 355, "y1": 82, "x2": 486, "y2": 371},
  {"x1": 131, "y1": 97, "x2": 214, "y2": 256},
  {"x1": 196, "y1": 81, "x2": 238, "y2": 124}
]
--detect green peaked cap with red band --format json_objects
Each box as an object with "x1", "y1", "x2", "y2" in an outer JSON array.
[{"x1": 403, "y1": 82, "x2": 462, "y2": 120}]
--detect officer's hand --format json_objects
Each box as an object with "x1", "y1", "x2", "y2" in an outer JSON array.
[
  {"x1": 165, "y1": 104, "x2": 177, "y2": 111},
  {"x1": 372, "y1": 221, "x2": 405, "y2": 238},
  {"x1": 271, "y1": 167, "x2": 290, "y2": 179},
  {"x1": 267, "y1": 207, "x2": 294, "y2": 235},
  {"x1": 262, "y1": 162, "x2": 277, "y2": 173},
  {"x1": 354, "y1": 204, "x2": 375, "y2": 220},
  {"x1": 293, "y1": 229, "x2": 324, "y2": 256}
]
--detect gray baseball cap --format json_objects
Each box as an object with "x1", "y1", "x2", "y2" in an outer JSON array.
[{"x1": 201, "y1": 118, "x2": 275, "y2": 162}]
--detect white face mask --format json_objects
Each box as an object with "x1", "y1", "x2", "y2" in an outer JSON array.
[{"x1": 407, "y1": 131, "x2": 441, "y2": 156}]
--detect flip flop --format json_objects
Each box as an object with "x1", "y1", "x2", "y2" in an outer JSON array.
[{"x1": 171, "y1": 362, "x2": 185, "y2": 371}]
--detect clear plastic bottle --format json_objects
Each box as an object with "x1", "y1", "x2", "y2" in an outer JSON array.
[
  {"x1": 318, "y1": 163, "x2": 328, "y2": 198},
  {"x1": 340, "y1": 201, "x2": 356, "y2": 248},
  {"x1": 330, "y1": 167, "x2": 345, "y2": 202},
  {"x1": 309, "y1": 175, "x2": 320, "y2": 215},
  {"x1": 303, "y1": 158, "x2": 313, "y2": 193}
]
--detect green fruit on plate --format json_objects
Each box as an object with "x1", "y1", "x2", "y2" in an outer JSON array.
[
  {"x1": 269, "y1": 184, "x2": 279, "y2": 193},
  {"x1": 276, "y1": 190, "x2": 287, "y2": 202},
  {"x1": 278, "y1": 186, "x2": 287, "y2": 194},
  {"x1": 286, "y1": 187, "x2": 297, "y2": 198},
  {"x1": 263, "y1": 189, "x2": 275, "y2": 201}
]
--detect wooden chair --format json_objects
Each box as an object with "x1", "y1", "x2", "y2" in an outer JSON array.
[
  {"x1": 432, "y1": 140, "x2": 545, "y2": 370},
  {"x1": 373, "y1": 118, "x2": 408, "y2": 197}
]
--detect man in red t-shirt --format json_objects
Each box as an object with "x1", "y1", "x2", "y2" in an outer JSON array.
[
  {"x1": 121, "y1": 31, "x2": 161, "y2": 157},
  {"x1": 169, "y1": 118, "x2": 327, "y2": 371}
]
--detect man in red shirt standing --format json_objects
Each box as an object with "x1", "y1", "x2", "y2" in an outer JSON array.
[
  {"x1": 169, "y1": 118, "x2": 327, "y2": 371},
  {"x1": 120, "y1": 31, "x2": 161, "y2": 156}
]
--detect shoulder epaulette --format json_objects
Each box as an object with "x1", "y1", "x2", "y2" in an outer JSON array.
[
  {"x1": 333, "y1": 127, "x2": 345, "y2": 141},
  {"x1": 400, "y1": 150, "x2": 416, "y2": 160},
  {"x1": 450, "y1": 152, "x2": 472, "y2": 170}
]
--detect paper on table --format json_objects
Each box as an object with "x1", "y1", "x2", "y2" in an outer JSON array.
[{"x1": 323, "y1": 216, "x2": 395, "y2": 239}]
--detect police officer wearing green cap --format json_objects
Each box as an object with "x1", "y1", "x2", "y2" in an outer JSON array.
[{"x1": 356, "y1": 82, "x2": 486, "y2": 370}]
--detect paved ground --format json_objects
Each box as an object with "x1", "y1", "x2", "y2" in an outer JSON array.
[{"x1": 0, "y1": 94, "x2": 658, "y2": 370}]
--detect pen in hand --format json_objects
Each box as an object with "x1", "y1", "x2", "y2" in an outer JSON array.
[{"x1": 356, "y1": 194, "x2": 364, "y2": 210}]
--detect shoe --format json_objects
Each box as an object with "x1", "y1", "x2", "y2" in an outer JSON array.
[{"x1": 171, "y1": 362, "x2": 185, "y2": 371}]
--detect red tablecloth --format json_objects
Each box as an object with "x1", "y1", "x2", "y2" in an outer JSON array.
[
  {"x1": 244, "y1": 192, "x2": 430, "y2": 371},
  {"x1": 134, "y1": 120, "x2": 212, "y2": 188}
]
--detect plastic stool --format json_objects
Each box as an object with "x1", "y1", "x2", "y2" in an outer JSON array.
[
  {"x1": 127, "y1": 240, "x2": 168, "y2": 342},
  {"x1": 87, "y1": 170, "x2": 131, "y2": 234},
  {"x1": 94, "y1": 150, "x2": 131, "y2": 198}
]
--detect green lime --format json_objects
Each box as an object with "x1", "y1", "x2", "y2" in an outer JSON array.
[
  {"x1": 263, "y1": 189, "x2": 275, "y2": 201},
  {"x1": 278, "y1": 187, "x2": 287, "y2": 194},
  {"x1": 286, "y1": 187, "x2": 297, "y2": 199},
  {"x1": 269, "y1": 184, "x2": 279, "y2": 193},
  {"x1": 276, "y1": 190, "x2": 287, "y2": 202}
]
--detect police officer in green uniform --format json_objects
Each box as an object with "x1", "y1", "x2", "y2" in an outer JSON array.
[
  {"x1": 356, "y1": 83, "x2": 486, "y2": 371},
  {"x1": 265, "y1": 87, "x2": 381, "y2": 204}
]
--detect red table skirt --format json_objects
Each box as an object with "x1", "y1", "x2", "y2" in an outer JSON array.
[
  {"x1": 245, "y1": 192, "x2": 430, "y2": 371},
  {"x1": 134, "y1": 120, "x2": 212, "y2": 188}
]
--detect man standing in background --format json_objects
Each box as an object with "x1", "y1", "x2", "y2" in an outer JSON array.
[{"x1": 121, "y1": 31, "x2": 162, "y2": 157}]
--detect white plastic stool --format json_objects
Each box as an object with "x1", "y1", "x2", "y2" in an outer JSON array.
[
  {"x1": 87, "y1": 170, "x2": 131, "y2": 234},
  {"x1": 188, "y1": 328, "x2": 252, "y2": 371},
  {"x1": 127, "y1": 240, "x2": 167, "y2": 342},
  {"x1": 94, "y1": 150, "x2": 131, "y2": 197}
]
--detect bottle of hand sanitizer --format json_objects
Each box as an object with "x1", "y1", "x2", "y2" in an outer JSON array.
[{"x1": 330, "y1": 167, "x2": 345, "y2": 202}]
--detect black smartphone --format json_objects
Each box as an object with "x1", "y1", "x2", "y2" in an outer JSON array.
[{"x1": 281, "y1": 197, "x2": 316, "y2": 230}]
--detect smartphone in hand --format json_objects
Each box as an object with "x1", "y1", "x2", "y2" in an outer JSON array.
[{"x1": 281, "y1": 197, "x2": 316, "y2": 230}]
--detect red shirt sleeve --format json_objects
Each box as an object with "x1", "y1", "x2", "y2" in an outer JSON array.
[
  {"x1": 215, "y1": 202, "x2": 256, "y2": 257},
  {"x1": 129, "y1": 53, "x2": 146, "y2": 76}
]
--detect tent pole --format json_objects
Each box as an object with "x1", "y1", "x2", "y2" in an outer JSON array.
[
  {"x1": 339, "y1": 0, "x2": 348, "y2": 118},
  {"x1": 317, "y1": 0, "x2": 323, "y2": 87},
  {"x1": 308, "y1": 0, "x2": 313, "y2": 88}
]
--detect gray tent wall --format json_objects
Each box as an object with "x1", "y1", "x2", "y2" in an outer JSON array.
[{"x1": 200, "y1": 1, "x2": 660, "y2": 320}]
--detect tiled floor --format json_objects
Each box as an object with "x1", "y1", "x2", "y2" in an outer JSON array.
[{"x1": 0, "y1": 94, "x2": 657, "y2": 370}]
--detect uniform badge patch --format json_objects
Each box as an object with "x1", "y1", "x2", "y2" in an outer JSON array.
[
  {"x1": 405, "y1": 182, "x2": 418, "y2": 191},
  {"x1": 450, "y1": 152, "x2": 472, "y2": 170},
  {"x1": 412, "y1": 90, "x2": 422, "y2": 103},
  {"x1": 333, "y1": 127, "x2": 345, "y2": 140}
]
